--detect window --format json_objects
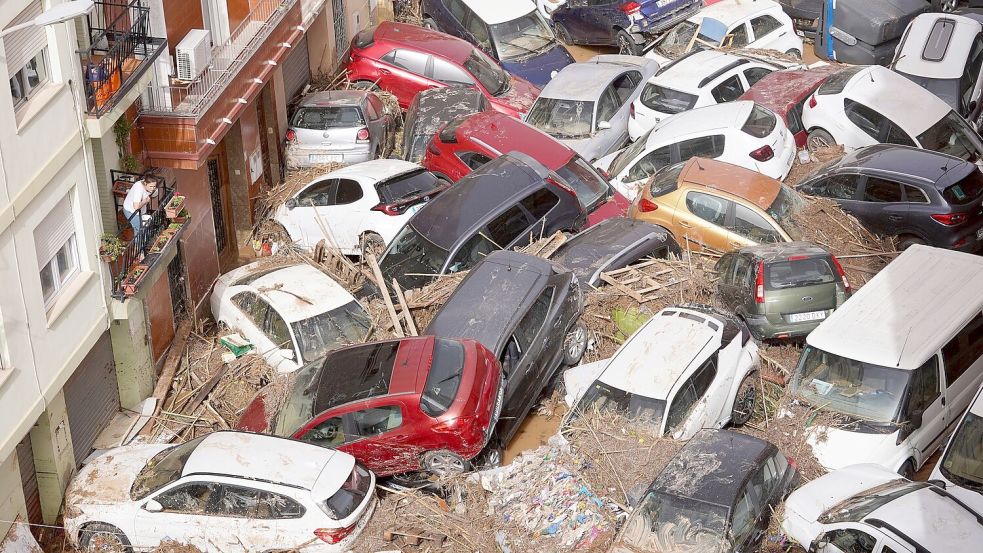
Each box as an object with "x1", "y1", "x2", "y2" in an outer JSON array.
[
  {"x1": 447, "y1": 0, "x2": 467, "y2": 21},
  {"x1": 296, "y1": 179, "x2": 337, "y2": 206},
  {"x1": 457, "y1": 151, "x2": 492, "y2": 170},
  {"x1": 862, "y1": 178, "x2": 903, "y2": 203},
  {"x1": 686, "y1": 192, "x2": 729, "y2": 226},
  {"x1": 731, "y1": 204, "x2": 782, "y2": 242},
  {"x1": 941, "y1": 312, "x2": 983, "y2": 386},
  {"x1": 364, "y1": 101, "x2": 379, "y2": 120},
  {"x1": 5, "y1": 2, "x2": 48, "y2": 110},
  {"x1": 231, "y1": 292, "x2": 257, "y2": 314},
  {"x1": 711, "y1": 75, "x2": 745, "y2": 103},
  {"x1": 302, "y1": 416, "x2": 347, "y2": 447},
  {"x1": 486, "y1": 205, "x2": 532, "y2": 246},
  {"x1": 448, "y1": 231, "x2": 496, "y2": 271},
  {"x1": 843, "y1": 99, "x2": 884, "y2": 140},
  {"x1": 464, "y1": 13, "x2": 492, "y2": 51},
  {"x1": 819, "y1": 67, "x2": 863, "y2": 95},
  {"x1": 612, "y1": 71, "x2": 642, "y2": 104},
  {"x1": 904, "y1": 185, "x2": 929, "y2": 203},
  {"x1": 431, "y1": 58, "x2": 474, "y2": 86},
  {"x1": 156, "y1": 483, "x2": 217, "y2": 513},
  {"x1": 750, "y1": 15, "x2": 783, "y2": 39},
  {"x1": 885, "y1": 122, "x2": 916, "y2": 146},
  {"x1": 665, "y1": 357, "x2": 716, "y2": 433},
  {"x1": 961, "y1": 36, "x2": 983, "y2": 111},
  {"x1": 639, "y1": 84, "x2": 698, "y2": 114},
  {"x1": 8, "y1": 49, "x2": 48, "y2": 109},
  {"x1": 247, "y1": 296, "x2": 270, "y2": 327},
  {"x1": 905, "y1": 356, "x2": 940, "y2": 416},
  {"x1": 596, "y1": 87, "x2": 620, "y2": 125},
  {"x1": 744, "y1": 67, "x2": 772, "y2": 87},
  {"x1": 420, "y1": 339, "x2": 465, "y2": 417},
  {"x1": 367, "y1": 94, "x2": 385, "y2": 119},
  {"x1": 516, "y1": 286, "x2": 553, "y2": 348},
  {"x1": 733, "y1": 254, "x2": 752, "y2": 284},
  {"x1": 214, "y1": 485, "x2": 299, "y2": 519},
  {"x1": 677, "y1": 135, "x2": 726, "y2": 160},
  {"x1": 383, "y1": 49, "x2": 429, "y2": 75},
  {"x1": 34, "y1": 195, "x2": 79, "y2": 308},
  {"x1": 730, "y1": 492, "x2": 754, "y2": 544},
  {"x1": 742, "y1": 105, "x2": 777, "y2": 138},
  {"x1": 806, "y1": 174, "x2": 861, "y2": 200},
  {"x1": 520, "y1": 189, "x2": 560, "y2": 220},
  {"x1": 334, "y1": 179, "x2": 363, "y2": 204},
  {"x1": 627, "y1": 146, "x2": 671, "y2": 182},
  {"x1": 353, "y1": 405, "x2": 403, "y2": 437},
  {"x1": 820, "y1": 528, "x2": 876, "y2": 553},
  {"x1": 263, "y1": 309, "x2": 292, "y2": 349},
  {"x1": 726, "y1": 24, "x2": 749, "y2": 48}
]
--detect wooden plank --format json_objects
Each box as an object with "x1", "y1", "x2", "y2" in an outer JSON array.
[
  {"x1": 139, "y1": 319, "x2": 192, "y2": 437},
  {"x1": 180, "y1": 364, "x2": 230, "y2": 416},
  {"x1": 391, "y1": 278, "x2": 418, "y2": 336},
  {"x1": 367, "y1": 253, "x2": 404, "y2": 337},
  {"x1": 599, "y1": 273, "x2": 642, "y2": 302}
]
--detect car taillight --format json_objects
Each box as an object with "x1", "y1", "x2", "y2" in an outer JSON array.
[
  {"x1": 629, "y1": 102, "x2": 635, "y2": 119},
  {"x1": 315, "y1": 526, "x2": 355, "y2": 544},
  {"x1": 620, "y1": 1, "x2": 641, "y2": 14},
  {"x1": 356, "y1": 128, "x2": 370, "y2": 143},
  {"x1": 786, "y1": 456, "x2": 798, "y2": 471},
  {"x1": 755, "y1": 261, "x2": 765, "y2": 304},
  {"x1": 750, "y1": 145, "x2": 774, "y2": 162},
  {"x1": 285, "y1": 129, "x2": 296, "y2": 142},
  {"x1": 371, "y1": 203, "x2": 402, "y2": 216},
  {"x1": 808, "y1": 95, "x2": 817, "y2": 109},
  {"x1": 639, "y1": 198, "x2": 659, "y2": 212},
  {"x1": 830, "y1": 255, "x2": 851, "y2": 294},
  {"x1": 931, "y1": 212, "x2": 969, "y2": 226},
  {"x1": 433, "y1": 417, "x2": 473, "y2": 433}
]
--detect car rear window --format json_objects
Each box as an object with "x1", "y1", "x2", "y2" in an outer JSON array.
[
  {"x1": 765, "y1": 256, "x2": 836, "y2": 290},
  {"x1": 817, "y1": 66, "x2": 862, "y2": 95},
  {"x1": 320, "y1": 464, "x2": 371, "y2": 520},
  {"x1": 741, "y1": 105, "x2": 777, "y2": 138},
  {"x1": 555, "y1": 155, "x2": 609, "y2": 210},
  {"x1": 420, "y1": 339, "x2": 465, "y2": 417},
  {"x1": 376, "y1": 169, "x2": 440, "y2": 204},
  {"x1": 649, "y1": 163, "x2": 685, "y2": 197},
  {"x1": 639, "y1": 83, "x2": 698, "y2": 114},
  {"x1": 942, "y1": 169, "x2": 983, "y2": 205},
  {"x1": 291, "y1": 106, "x2": 365, "y2": 130}
]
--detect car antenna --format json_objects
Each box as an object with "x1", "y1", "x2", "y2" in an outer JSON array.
[{"x1": 896, "y1": 326, "x2": 913, "y2": 368}]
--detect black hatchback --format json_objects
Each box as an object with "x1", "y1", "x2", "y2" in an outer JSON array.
[{"x1": 795, "y1": 144, "x2": 983, "y2": 252}]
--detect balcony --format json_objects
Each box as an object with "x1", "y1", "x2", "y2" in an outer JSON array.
[
  {"x1": 103, "y1": 171, "x2": 188, "y2": 300},
  {"x1": 79, "y1": 1, "x2": 166, "y2": 118}
]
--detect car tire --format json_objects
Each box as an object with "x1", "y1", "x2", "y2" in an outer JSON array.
[
  {"x1": 785, "y1": 48, "x2": 802, "y2": 58},
  {"x1": 806, "y1": 128, "x2": 836, "y2": 152},
  {"x1": 360, "y1": 232, "x2": 386, "y2": 260},
  {"x1": 563, "y1": 321, "x2": 589, "y2": 366},
  {"x1": 898, "y1": 235, "x2": 926, "y2": 250},
  {"x1": 422, "y1": 17, "x2": 439, "y2": 31},
  {"x1": 730, "y1": 374, "x2": 758, "y2": 426},
  {"x1": 79, "y1": 522, "x2": 132, "y2": 553},
  {"x1": 616, "y1": 30, "x2": 640, "y2": 55},
  {"x1": 351, "y1": 80, "x2": 380, "y2": 92},
  {"x1": 556, "y1": 23, "x2": 573, "y2": 45},
  {"x1": 422, "y1": 450, "x2": 469, "y2": 478},
  {"x1": 899, "y1": 459, "x2": 916, "y2": 480},
  {"x1": 473, "y1": 443, "x2": 504, "y2": 469}
]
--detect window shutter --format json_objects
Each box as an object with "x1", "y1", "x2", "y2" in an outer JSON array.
[
  {"x1": 34, "y1": 194, "x2": 75, "y2": 268},
  {"x1": 3, "y1": 1, "x2": 45, "y2": 76}
]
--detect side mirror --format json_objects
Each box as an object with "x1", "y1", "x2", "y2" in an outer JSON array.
[
  {"x1": 144, "y1": 499, "x2": 163, "y2": 513},
  {"x1": 597, "y1": 120, "x2": 612, "y2": 130},
  {"x1": 285, "y1": 198, "x2": 298, "y2": 210},
  {"x1": 279, "y1": 348, "x2": 296, "y2": 361}
]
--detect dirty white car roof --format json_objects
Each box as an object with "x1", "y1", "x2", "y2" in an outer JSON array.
[
  {"x1": 895, "y1": 14, "x2": 982, "y2": 80},
  {"x1": 654, "y1": 51, "x2": 759, "y2": 91},
  {"x1": 538, "y1": 59, "x2": 645, "y2": 102},
  {"x1": 807, "y1": 245, "x2": 983, "y2": 370},
  {"x1": 645, "y1": 100, "x2": 756, "y2": 144},
  {"x1": 690, "y1": 0, "x2": 782, "y2": 26},
  {"x1": 463, "y1": 0, "x2": 536, "y2": 24},
  {"x1": 840, "y1": 66, "x2": 950, "y2": 135},
  {"x1": 219, "y1": 262, "x2": 355, "y2": 323},
  {"x1": 317, "y1": 158, "x2": 423, "y2": 184}
]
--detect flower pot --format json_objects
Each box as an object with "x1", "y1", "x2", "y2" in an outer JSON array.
[
  {"x1": 149, "y1": 232, "x2": 174, "y2": 254},
  {"x1": 165, "y1": 195, "x2": 186, "y2": 219},
  {"x1": 122, "y1": 264, "x2": 149, "y2": 296},
  {"x1": 100, "y1": 254, "x2": 115, "y2": 263}
]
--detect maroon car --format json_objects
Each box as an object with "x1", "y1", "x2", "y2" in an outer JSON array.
[
  {"x1": 738, "y1": 66, "x2": 838, "y2": 149},
  {"x1": 237, "y1": 336, "x2": 503, "y2": 478},
  {"x1": 345, "y1": 22, "x2": 539, "y2": 118}
]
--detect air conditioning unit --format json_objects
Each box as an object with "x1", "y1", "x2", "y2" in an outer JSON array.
[{"x1": 175, "y1": 29, "x2": 212, "y2": 81}]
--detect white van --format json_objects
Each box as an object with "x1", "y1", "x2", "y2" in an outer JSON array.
[
  {"x1": 789, "y1": 245, "x2": 983, "y2": 478},
  {"x1": 930, "y1": 381, "x2": 983, "y2": 515}
]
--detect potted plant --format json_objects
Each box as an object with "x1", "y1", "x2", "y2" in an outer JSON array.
[
  {"x1": 171, "y1": 208, "x2": 190, "y2": 224},
  {"x1": 122, "y1": 264, "x2": 149, "y2": 296},
  {"x1": 165, "y1": 195, "x2": 186, "y2": 219},
  {"x1": 99, "y1": 233, "x2": 126, "y2": 262},
  {"x1": 149, "y1": 230, "x2": 174, "y2": 254}
]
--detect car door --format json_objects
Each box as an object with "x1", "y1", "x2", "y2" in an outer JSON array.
[
  {"x1": 328, "y1": 177, "x2": 370, "y2": 252},
  {"x1": 378, "y1": 49, "x2": 435, "y2": 104},
  {"x1": 133, "y1": 482, "x2": 225, "y2": 551},
  {"x1": 342, "y1": 402, "x2": 422, "y2": 474},
  {"x1": 940, "y1": 311, "x2": 983, "y2": 449},
  {"x1": 901, "y1": 184, "x2": 934, "y2": 239},
  {"x1": 211, "y1": 483, "x2": 282, "y2": 551},
  {"x1": 729, "y1": 203, "x2": 785, "y2": 244},
  {"x1": 609, "y1": 71, "x2": 642, "y2": 142},
  {"x1": 798, "y1": 172, "x2": 863, "y2": 216},
  {"x1": 575, "y1": 0, "x2": 614, "y2": 44},
  {"x1": 676, "y1": 190, "x2": 741, "y2": 251},
  {"x1": 855, "y1": 177, "x2": 906, "y2": 236},
  {"x1": 902, "y1": 355, "x2": 947, "y2": 468},
  {"x1": 596, "y1": 85, "x2": 625, "y2": 156},
  {"x1": 748, "y1": 14, "x2": 786, "y2": 50},
  {"x1": 842, "y1": 99, "x2": 886, "y2": 145},
  {"x1": 285, "y1": 177, "x2": 338, "y2": 249},
  {"x1": 678, "y1": 354, "x2": 733, "y2": 438},
  {"x1": 498, "y1": 286, "x2": 556, "y2": 439}
]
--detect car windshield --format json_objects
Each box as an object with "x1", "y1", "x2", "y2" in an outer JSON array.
[
  {"x1": 379, "y1": 224, "x2": 449, "y2": 289},
  {"x1": 654, "y1": 21, "x2": 700, "y2": 58},
  {"x1": 792, "y1": 345, "x2": 912, "y2": 423},
  {"x1": 464, "y1": 49, "x2": 510, "y2": 96},
  {"x1": 943, "y1": 168, "x2": 983, "y2": 205},
  {"x1": 576, "y1": 380, "x2": 667, "y2": 429},
  {"x1": 291, "y1": 301, "x2": 371, "y2": 363},
  {"x1": 767, "y1": 185, "x2": 805, "y2": 239},
  {"x1": 649, "y1": 163, "x2": 686, "y2": 196},
  {"x1": 291, "y1": 106, "x2": 364, "y2": 129},
  {"x1": 320, "y1": 464, "x2": 372, "y2": 520},
  {"x1": 130, "y1": 437, "x2": 205, "y2": 500},
  {"x1": 619, "y1": 492, "x2": 728, "y2": 552},
  {"x1": 377, "y1": 169, "x2": 440, "y2": 203},
  {"x1": 819, "y1": 479, "x2": 927, "y2": 524},
  {"x1": 275, "y1": 361, "x2": 322, "y2": 435},
  {"x1": 609, "y1": 131, "x2": 652, "y2": 177},
  {"x1": 420, "y1": 339, "x2": 466, "y2": 417},
  {"x1": 526, "y1": 98, "x2": 594, "y2": 139},
  {"x1": 917, "y1": 111, "x2": 983, "y2": 163},
  {"x1": 765, "y1": 256, "x2": 836, "y2": 290},
  {"x1": 639, "y1": 83, "x2": 699, "y2": 115},
  {"x1": 491, "y1": 12, "x2": 554, "y2": 60},
  {"x1": 940, "y1": 410, "x2": 983, "y2": 491},
  {"x1": 556, "y1": 155, "x2": 610, "y2": 209}
]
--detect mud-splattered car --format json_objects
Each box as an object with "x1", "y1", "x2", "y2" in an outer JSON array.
[
  {"x1": 63, "y1": 431, "x2": 376, "y2": 552},
  {"x1": 402, "y1": 86, "x2": 490, "y2": 164},
  {"x1": 611, "y1": 429, "x2": 798, "y2": 553},
  {"x1": 236, "y1": 336, "x2": 503, "y2": 478}
]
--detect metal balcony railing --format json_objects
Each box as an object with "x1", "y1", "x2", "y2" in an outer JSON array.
[{"x1": 79, "y1": 1, "x2": 166, "y2": 116}]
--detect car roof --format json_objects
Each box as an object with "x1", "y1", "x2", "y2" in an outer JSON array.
[
  {"x1": 866, "y1": 485, "x2": 983, "y2": 548},
  {"x1": 738, "y1": 66, "x2": 839, "y2": 111},
  {"x1": 647, "y1": 100, "x2": 755, "y2": 142},
  {"x1": 374, "y1": 21, "x2": 474, "y2": 62},
  {"x1": 807, "y1": 245, "x2": 983, "y2": 370},
  {"x1": 736, "y1": 241, "x2": 830, "y2": 262},
  {"x1": 453, "y1": 111, "x2": 575, "y2": 169},
  {"x1": 317, "y1": 158, "x2": 423, "y2": 184},
  {"x1": 895, "y1": 14, "x2": 982, "y2": 80},
  {"x1": 599, "y1": 306, "x2": 722, "y2": 399},
  {"x1": 424, "y1": 251, "x2": 554, "y2": 351},
  {"x1": 183, "y1": 431, "x2": 345, "y2": 491},
  {"x1": 538, "y1": 59, "x2": 641, "y2": 101},
  {"x1": 678, "y1": 156, "x2": 782, "y2": 210},
  {"x1": 461, "y1": 0, "x2": 535, "y2": 24},
  {"x1": 834, "y1": 144, "x2": 973, "y2": 188},
  {"x1": 298, "y1": 89, "x2": 368, "y2": 107},
  {"x1": 656, "y1": 51, "x2": 755, "y2": 90},
  {"x1": 314, "y1": 337, "x2": 431, "y2": 411},
  {"x1": 691, "y1": 0, "x2": 779, "y2": 25},
  {"x1": 224, "y1": 263, "x2": 355, "y2": 323},
  {"x1": 651, "y1": 430, "x2": 775, "y2": 507},
  {"x1": 406, "y1": 87, "x2": 487, "y2": 137},
  {"x1": 841, "y1": 66, "x2": 950, "y2": 135},
  {"x1": 551, "y1": 218, "x2": 672, "y2": 280}
]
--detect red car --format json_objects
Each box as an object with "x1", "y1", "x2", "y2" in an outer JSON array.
[
  {"x1": 738, "y1": 66, "x2": 839, "y2": 149},
  {"x1": 345, "y1": 22, "x2": 539, "y2": 118},
  {"x1": 236, "y1": 336, "x2": 503, "y2": 478},
  {"x1": 421, "y1": 111, "x2": 631, "y2": 226}
]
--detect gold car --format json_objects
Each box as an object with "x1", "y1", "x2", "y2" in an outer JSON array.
[{"x1": 629, "y1": 158, "x2": 797, "y2": 253}]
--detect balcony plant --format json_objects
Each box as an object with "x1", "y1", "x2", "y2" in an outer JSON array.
[
  {"x1": 122, "y1": 264, "x2": 149, "y2": 296},
  {"x1": 171, "y1": 208, "x2": 190, "y2": 224},
  {"x1": 99, "y1": 233, "x2": 126, "y2": 262},
  {"x1": 165, "y1": 195, "x2": 186, "y2": 219}
]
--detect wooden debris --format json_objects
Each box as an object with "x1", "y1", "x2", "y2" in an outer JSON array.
[
  {"x1": 140, "y1": 320, "x2": 193, "y2": 437},
  {"x1": 366, "y1": 253, "x2": 404, "y2": 337}
]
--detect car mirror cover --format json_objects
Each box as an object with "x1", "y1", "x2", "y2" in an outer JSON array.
[{"x1": 144, "y1": 499, "x2": 163, "y2": 512}]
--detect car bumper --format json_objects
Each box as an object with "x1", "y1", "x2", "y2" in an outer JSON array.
[
  {"x1": 285, "y1": 146, "x2": 372, "y2": 168},
  {"x1": 744, "y1": 313, "x2": 826, "y2": 341}
]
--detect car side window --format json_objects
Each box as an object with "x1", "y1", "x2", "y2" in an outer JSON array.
[
  {"x1": 744, "y1": 67, "x2": 772, "y2": 87},
  {"x1": 691, "y1": 356, "x2": 717, "y2": 398},
  {"x1": 487, "y1": 204, "x2": 534, "y2": 246},
  {"x1": 301, "y1": 416, "x2": 348, "y2": 447},
  {"x1": 885, "y1": 122, "x2": 916, "y2": 147},
  {"x1": 730, "y1": 491, "x2": 755, "y2": 544},
  {"x1": 384, "y1": 49, "x2": 429, "y2": 76},
  {"x1": 726, "y1": 23, "x2": 749, "y2": 48},
  {"x1": 214, "y1": 485, "x2": 297, "y2": 519},
  {"x1": 231, "y1": 291, "x2": 257, "y2": 315},
  {"x1": 155, "y1": 483, "x2": 218, "y2": 514},
  {"x1": 464, "y1": 13, "x2": 492, "y2": 51},
  {"x1": 248, "y1": 296, "x2": 271, "y2": 327},
  {"x1": 716, "y1": 254, "x2": 736, "y2": 282},
  {"x1": 335, "y1": 179, "x2": 364, "y2": 205},
  {"x1": 941, "y1": 312, "x2": 983, "y2": 386},
  {"x1": 368, "y1": 94, "x2": 386, "y2": 117},
  {"x1": 664, "y1": 357, "x2": 715, "y2": 433},
  {"x1": 805, "y1": 174, "x2": 861, "y2": 200},
  {"x1": 962, "y1": 35, "x2": 983, "y2": 110},
  {"x1": 432, "y1": 57, "x2": 474, "y2": 86},
  {"x1": 678, "y1": 135, "x2": 726, "y2": 160},
  {"x1": 686, "y1": 191, "x2": 729, "y2": 226},
  {"x1": 711, "y1": 75, "x2": 745, "y2": 103},
  {"x1": 906, "y1": 355, "x2": 941, "y2": 416},
  {"x1": 733, "y1": 254, "x2": 751, "y2": 284},
  {"x1": 819, "y1": 528, "x2": 876, "y2": 553},
  {"x1": 861, "y1": 178, "x2": 903, "y2": 203},
  {"x1": 515, "y1": 286, "x2": 554, "y2": 349},
  {"x1": 447, "y1": 0, "x2": 468, "y2": 22},
  {"x1": 731, "y1": 204, "x2": 783, "y2": 243},
  {"x1": 364, "y1": 101, "x2": 379, "y2": 120},
  {"x1": 612, "y1": 71, "x2": 642, "y2": 104},
  {"x1": 843, "y1": 99, "x2": 884, "y2": 140},
  {"x1": 353, "y1": 405, "x2": 403, "y2": 437},
  {"x1": 263, "y1": 307, "x2": 292, "y2": 349},
  {"x1": 457, "y1": 151, "x2": 493, "y2": 170},
  {"x1": 627, "y1": 146, "x2": 671, "y2": 182},
  {"x1": 597, "y1": 86, "x2": 620, "y2": 125},
  {"x1": 750, "y1": 15, "x2": 783, "y2": 39},
  {"x1": 296, "y1": 178, "x2": 337, "y2": 206},
  {"x1": 903, "y1": 185, "x2": 929, "y2": 203},
  {"x1": 521, "y1": 188, "x2": 560, "y2": 220},
  {"x1": 448, "y1": 231, "x2": 497, "y2": 271}
]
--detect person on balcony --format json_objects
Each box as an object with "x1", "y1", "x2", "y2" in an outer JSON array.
[{"x1": 122, "y1": 174, "x2": 158, "y2": 250}]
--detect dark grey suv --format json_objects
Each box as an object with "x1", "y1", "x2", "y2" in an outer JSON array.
[{"x1": 795, "y1": 144, "x2": 983, "y2": 252}]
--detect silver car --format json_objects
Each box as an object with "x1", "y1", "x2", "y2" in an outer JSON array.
[
  {"x1": 525, "y1": 54, "x2": 660, "y2": 162},
  {"x1": 285, "y1": 90, "x2": 396, "y2": 168}
]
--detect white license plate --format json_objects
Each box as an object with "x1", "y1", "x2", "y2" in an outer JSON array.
[
  {"x1": 977, "y1": 228, "x2": 983, "y2": 240},
  {"x1": 788, "y1": 310, "x2": 827, "y2": 323},
  {"x1": 310, "y1": 154, "x2": 342, "y2": 163}
]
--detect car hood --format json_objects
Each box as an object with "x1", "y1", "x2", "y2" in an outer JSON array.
[
  {"x1": 806, "y1": 425, "x2": 903, "y2": 472},
  {"x1": 491, "y1": 76, "x2": 540, "y2": 114},
  {"x1": 562, "y1": 359, "x2": 610, "y2": 407},
  {"x1": 236, "y1": 387, "x2": 274, "y2": 433},
  {"x1": 500, "y1": 44, "x2": 575, "y2": 89},
  {"x1": 561, "y1": 136, "x2": 607, "y2": 162},
  {"x1": 66, "y1": 444, "x2": 170, "y2": 507},
  {"x1": 586, "y1": 195, "x2": 630, "y2": 226}
]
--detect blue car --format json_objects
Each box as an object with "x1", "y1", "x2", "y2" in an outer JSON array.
[
  {"x1": 421, "y1": 0, "x2": 575, "y2": 87},
  {"x1": 551, "y1": 0, "x2": 703, "y2": 55}
]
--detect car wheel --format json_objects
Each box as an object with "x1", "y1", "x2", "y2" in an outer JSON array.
[
  {"x1": 360, "y1": 232, "x2": 386, "y2": 260},
  {"x1": 898, "y1": 459, "x2": 916, "y2": 480},
  {"x1": 563, "y1": 322, "x2": 589, "y2": 366},
  {"x1": 556, "y1": 23, "x2": 573, "y2": 45},
  {"x1": 616, "y1": 30, "x2": 640, "y2": 55},
  {"x1": 350, "y1": 80, "x2": 380, "y2": 92},
  {"x1": 422, "y1": 17, "x2": 439, "y2": 31},
  {"x1": 785, "y1": 48, "x2": 802, "y2": 59},
  {"x1": 422, "y1": 450, "x2": 469, "y2": 478},
  {"x1": 473, "y1": 444, "x2": 503, "y2": 469},
  {"x1": 806, "y1": 128, "x2": 836, "y2": 152},
  {"x1": 79, "y1": 523, "x2": 131, "y2": 553},
  {"x1": 898, "y1": 235, "x2": 926, "y2": 250},
  {"x1": 730, "y1": 374, "x2": 758, "y2": 426}
]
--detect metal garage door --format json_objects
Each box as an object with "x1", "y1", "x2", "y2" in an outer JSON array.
[
  {"x1": 64, "y1": 331, "x2": 119, "y2": 465},
  {"x1": 282, "y1": 35, "x2": 310, "y2": 105},
  {"x1": 15, "y1": 434, "x2": 42, "y2": 537}
]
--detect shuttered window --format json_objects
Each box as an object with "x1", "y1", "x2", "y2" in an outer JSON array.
[
  {"x1": 34, "y1": 194, "x2": 79, "y2": 307},
  {"x1": 4, "y1": 1, "x2": 49, "y2": 108}
]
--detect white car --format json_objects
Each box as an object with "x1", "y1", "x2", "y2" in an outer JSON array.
[
  {"x1": 782, "y1": 464, "x2": 983, "y2": 553},
  {"x1": 597, "y1": 101, "x2": 795, "y2": 200},
  {"x1": 628, "y1": 50, "x2": 779, "y2": 140},
  {"x1": 63, "y1": 432, "x2": 377, "y2": 553},
  {"x1": 275, "y1": 159, "x2": 445, "y2": 257},
  {"x1": 211, "y1": 261, "x2": 370, "y2": 373},
  {"x1": 801, "y1": 64, "x2": 983, "y2": 161},
  {"x1": 563, "y1": 305, "x2": 759, "y2": 439},
  {"x1": 930, "y1": 381, "x2": 983, "y2": 515},
  {"x1": 644, "y1": 0, "x2": 803, "y2": 66}
]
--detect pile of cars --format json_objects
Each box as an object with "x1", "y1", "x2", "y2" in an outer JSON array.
[{"x1": 64, "y1": 2, "x2": 983, "y2": 551}]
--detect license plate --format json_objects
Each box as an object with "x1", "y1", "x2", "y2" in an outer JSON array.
[
  {"x1": 310, "y1": 154, "x2": 341, "y2": 163},
  {"x1": 788, "y1": 310, "x2": 827, "y2": 323},
  {"x1": 977, "y1": 228, "x2": 983, "y2": 240}
]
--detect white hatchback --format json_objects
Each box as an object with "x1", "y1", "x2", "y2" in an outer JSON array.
[
  {"x1": 275, "y1": 159, "x2": 446, "y2": 258},
  {"x1": 563, "y1": 305, "x2": 759, "y2": 440},
  {"x1": 63, "y1": 432, "x2": 377, "y2": 553},
  {"x1": 629, "y1": 50, "x2": 780, "y2": 141},
  {"x1": 597, "y1": 101, "x2": 795, "y2": 200}
]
